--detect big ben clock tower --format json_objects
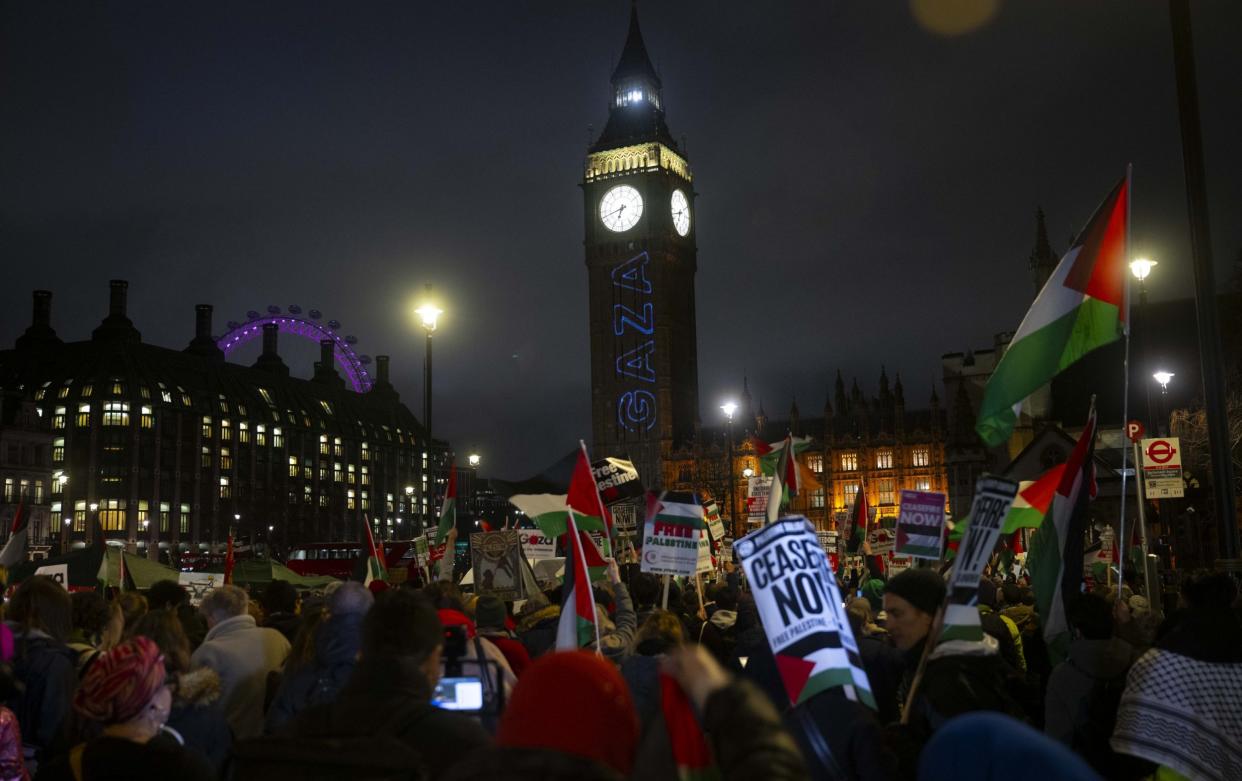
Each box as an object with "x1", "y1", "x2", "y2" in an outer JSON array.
[{"x1": 583, "y1": 4, "x2": 699, "y2": 485}]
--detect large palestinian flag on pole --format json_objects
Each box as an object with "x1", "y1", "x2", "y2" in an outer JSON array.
[
  {"x1": 555, "y1": 510, "x2": 600, "y2": 651},
  {"x1": 846, "y1": 480, "x2": 870, "y2": 553},
  {"x1": 947, "y1": 463, "x2": 1065, "y2": 555},
  {"x1": 360, "y1": 515, "x2": 388, "y2": 586},
  {"x1": 976, "y1": 176, "x2": 1128, "y2": 447},
  {"x1": 434, "y1": 462, "x2": 457, "y2": 544},
  {"x1": 566, "y1": 441, "x2": 613, "y2": 555},
  {"x1": 1029, "y1": 407, "x2": 1098, "y2": 662},
  {"x1": 495, "y1": 449, "x2": 608, "y2": 539}
]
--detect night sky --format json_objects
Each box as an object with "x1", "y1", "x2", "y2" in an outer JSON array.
[{"x1": 4, "y1": 1, "x2": 1241, "y2": 477}]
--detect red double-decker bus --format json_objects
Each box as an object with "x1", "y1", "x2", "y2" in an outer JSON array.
[{"x1": 285, "y1": 539, "x2": 423, "y2": 582}]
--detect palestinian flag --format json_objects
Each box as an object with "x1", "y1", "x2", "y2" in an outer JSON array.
[
  {"x1": 0, "y1": 503, "x2": 29, "y2": 568},
  {"x1": 566, "y1": 441, "x2": 613, "y2": 555},
  {"x1": 1029, "y1": 407, "x2": 1098, "y2": 662},
  {"x1": 434, "y1": 462, "x2": 457, "y2": 544},
  {"x1": 361, "y1": 515, "x2": 388, "y2": 586},
  {"x1": 947, "y1": 463, "x2": 1065, "y2": 555},
  {"x1": 224, "y1": 529, "x2": 236, "y2": 586},
  {"x1": 976, "y1": 176, "x2": 1128, "y2": 447},
  {"x1": 555, "y1": 510, "x2": 599, "y2": 651},
  {"x1": 650, "y1": 490, "x2": 706, "y2": 532},
  {"x1": 661, "y1": 672, "x2": 720, "y2": 781},
  {"x1": 846, "y1": 481, "x2": 870, "y2": 553},
  {"x1": 495, "y1": 449, "x2": 607, "y2": 539},
  {"x1": 753, "y1": 435, "x2": 821, "y2": 515}
]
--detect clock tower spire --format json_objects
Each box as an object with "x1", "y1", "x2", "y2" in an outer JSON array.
[{"x1": 583, "y1": 4, "x2": 699, "y2": 487}]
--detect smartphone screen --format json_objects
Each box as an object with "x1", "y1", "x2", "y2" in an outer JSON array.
[{"x1": 432, "y1": 677, "x2": 484, "y2": 711}]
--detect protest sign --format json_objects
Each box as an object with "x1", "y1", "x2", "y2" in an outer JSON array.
[
  {"x1": 34, "y1": 563, "x2": 68, "y2": 590},
  {"x1": 590, "y1": 457, "x2": 645, "y2": 505},
  {"x1": 640, "y1": 491, "x2": 703, "y2": 577},
  {"x1": 611, "y1": 502, "x2": 640, "y2": 535},
  {"x1": 735, "y1": 516, "x2": 875, "y2": 709},
  {"x1": 425, "y1": 531, "x2": 447, "y2": 563},
  {"x1": 886, "y1": 553, "x2": 913, "y2": 578},
  {"x1": 942, "y1": 476, "x2": 1019, "y2": 642},
  {"x1": 703, "y1": 500, "x2": 726, "y2": 543},
  {"x1": 815, "y1": 530, "x2": 838, "y2": 554},
  {"x1": 178, "y1": 571, "x2": 220, "y2": 606},
  {"x1": 867, "y1": 521, "x2": 896, "y2": 555},
  {"x1": 518, "y1": 529, "x2": 556, "y2": 560},
  {"x1": 696, "y1": 530, "x2": 714, "y2": 574},
  {"x1": 746, "y1": 476, "x2": 772, "y2": 523},
  {"x1": 470, "y1": 530, "x2": 524, "y2": 601},
  {"x1": 895, "y1": 490, "x2": 946, "y2": 559}
]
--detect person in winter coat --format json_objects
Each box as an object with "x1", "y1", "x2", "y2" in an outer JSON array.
[
  {"x1": 515, "y1": 592, "x2": 560, "y2": 659},
  {"x1": 620, "y1": 610, "x2": 684, "y2": 731},
  {"x1": 695, "y1": 585, "x2": 740, "y2": 671},
  {"x1": 36, "y1": 637, "x2": 215, "y2": 781},
  {"x1": 474, "y1": 595, "x2": 531, "y2": 678},
  {"x1": 131, "y1": 609, "x2": 233, "y2": 775},
  {"x1": 190, "y1": 585, "x2": 290, "y2": 739},
  {"x1": 145, "y1": 580, "x2": 208, "y2": 652},
  {"x1": 259, "y1": 580, "x2": 301, "y2": 645},
  {"x1": 289, "y1": 589, "x2": 490, "y2": 778},
  {"x1": 589, "y1": 559, "x2": 637, "y2": 663},
  {"x1": 1043, "y1": 592, "x2": 1136, "y2": 747},
  {"x1": 264, "y1": 581, "x2": 373, "y2": 732},
  {"x1": 0, "y1": 625, "x2": 30, "y2": 781},
  {"x1": 977, "y1": 580, "x2": 1025, "y2": 673},
  {"x1": 3, "y1": 576, "x2": 77, "y2": 774}
]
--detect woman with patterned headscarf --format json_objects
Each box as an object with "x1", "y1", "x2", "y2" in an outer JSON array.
[{"x1": 35, "y1": 637, "x2": 214, "y2": 781}]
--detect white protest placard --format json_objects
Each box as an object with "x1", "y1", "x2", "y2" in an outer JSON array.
[
  {"x1": 735, "y1": 516, "x2": 875, "y2": 709},
  {"x1": 703, "y1": 500, "x2": 726, "y2": 543},
  {"x1": 895, "y1": 490, "x2": 946, "y2": 560},
  {"x1": 518, "y1": 530, "x2": 556, "y2": 560},
  {"x1": 640, "y1": 492, "x2": 703, "y2": 577},
  {"x1": 34, "y1": 563, "x2": 68, "y2": 590},
  {"x1": 178, "y1": 571, "x2": 221, "y2": 606},
  {"x1": 746, "y1": 476, "x2": 772, "y2": 523},
  {"x1": 470, "y1": 530, "x2": 524, "y2": 601},
  {"x1": 696, "y1": 530, "x2": 714, "y2": 574},
  {"x1": 942, "y1": 476, "x2": 1019, "y2": 641}
]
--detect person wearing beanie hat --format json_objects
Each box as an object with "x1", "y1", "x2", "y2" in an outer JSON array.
[
  {"x1": 37, "y1": 637, "x2": 215, "y2": 781},
  {"x1": 883, "y1": 568, "x2": 945, "y2": 652},
  {"x1": 289, "y1": 590, "x2": 489, "y2": 779},
  {"x1": 475, "y1": 595, "x2": 531, "y2": 678}
]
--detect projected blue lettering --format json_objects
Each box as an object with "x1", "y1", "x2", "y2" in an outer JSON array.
[{"x1": 612, "y1": 252, "x2": 657, "y2": 433}]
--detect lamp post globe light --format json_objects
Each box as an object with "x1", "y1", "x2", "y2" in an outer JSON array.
[
  {"x1": 414, "y1": 287, "x2": 442, "y2": 445},
  {"x1": 1153, "y1": 370, "x2": 1175, "y2": 391},
  {"x1": 468, "y1": 453, "x2": 481, "y2": 468},
  {"x1": 1153, "y1": 371, "x2": 1174, "y2": 437}
]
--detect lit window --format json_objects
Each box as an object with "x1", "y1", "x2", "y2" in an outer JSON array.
[
  {"x1": 840, "y1": 453, "x2": 858, "y2": 472},
  {"x1": 347, "y1": 489, "x2": 356, "y2": 510},
  {"x1": 161, "y1": 388, "x2": 173, "y2": 403},
  {"x1": 303, "y1": 460, "x2": 312, "y2": 480},
  {"x1": 218, "y1": 394, "x2": 229, "y2": 413},
  {"x1": 333, "y1": 437, "x2": 342, "y2": 457},
  {"x1": 1, "y1": 479, "x2": 11, "y2": 503},
  {"x1": 361, "y1": 442, "x2": 370, "y2": 461},
  {"x1": 58, "y1": 386, "x2": 69, "y2": 399},
  {"x1": 81, "y1": 384, "x2": 93, "y2": 398},
  {"x1": 272, "y1": 427, "x2": 283, "y2": 448},
  {"x1": 361, "y1": 466, "x2": 370, "y2": 485},
  {"x1": 180, "y1": 504, "x2": 190, "y2": 534},
  {"x1": 238, "y1": 421, "x2": 250, "y2": 443},
  {"x1": 219, "y1": 476, "x2": 231, "y2": 498},
  {"x1": 220, "y1": 447, "x2": 232, "y2": 470},
  {"x1": 221, "y1": 419, "x2": 233, "y2": 441},
  {"x1": 52, "y1": 437, "x2": 65, "y2": 462},
  {"x1": 842, "y1": 482, "x2": 860, "y2": 506},
  {"x1": 320, "y1": 400, "x2": 333, "y2": 416},
  {"x1": 334, "y1": 462, "x2": 343, "y2": 482},
  {"x1": 876, "y1": 450, "x2": 894, "y2": 470},
  {"x1": 140, "y1": 386, "x2": 150, "y2": 400},
  {"x1": 257, "y1": 388, "x2": 274, "y2": 406},
  {"x1": 53, "y1": 407, "x2": 66, "y2": 429},
  {"x1": 99, "y1": 499, "x2": 126, "y2": 532},
  {"x1": 319, "y1": 493, "x2": 329, "y2": 508},
  {"x1": 76, "y1": 404, "x2": 91, "y2": 427},
  {"x1": 202, "y1": 416, "x2": 212, "y2": 438},
  {"x1": 102, "y1": 401, "x2": 129, "y2": 427},
  {"x1": 159, "y1": 501, "x2": 170, "y2": 532},
  {"x1": 140, "y1": 405, "x2": 153, "y2": 429},
  {"x1": 360, "y1": 490, "x2": 369, "y2": 510},
  {"x1": 912, "y1": 447, "x2": 930, "y2": 468},
  {"x1": 74, "y1": 500, "x2": 87, "y2": 531},
  {"x1": 810, "y1": 487, "x2": 825, "y2": 508},
  {"x1": 180, "y1": 392, "x2": 191, "y2": 406},
  {"x1": 137, "y1": 500, "x2": 149, "y2": 530},
  {"x1": 878, "y1": 479, "x2": 896, "y2": 505},
  {"x1": 348, "y1": 464, "x2": 356, "y2": 484},
  {"x1": 806, "y1": 454, "x2": 824, "y2": 473},
  {"x1": 34, "y1": 389, "x2": 46, "y2": 400},
  {"x1": 304, "y1": 484, "x2": 312, "y2": 503},
  {"x1": 201, "y1": 446, "x2": 211, "y2": 468},
  {"x1": 915, "y1": 478, "x2": 932, "y2": 492},
  {"x1": 320, "y1": 435, "x2": 329, "y2": 455},
  {"x1": 288, "y1": 456, "x2": 298, "y2": 478},
  {"x1": 256, "y1": 424, "x2": 267, "y2": 446}
]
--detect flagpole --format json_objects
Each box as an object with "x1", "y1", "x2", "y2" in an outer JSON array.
[{"x1": 1117, "y1": 163, "x2": 1133, "y2": 600}]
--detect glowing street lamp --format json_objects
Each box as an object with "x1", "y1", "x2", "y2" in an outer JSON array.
[
  {"x1": 415, "y1": 285, "x2": 443, "y2": 447},
  {"x1": 720, "y1": 401, "x2": 740, "y2": 535},
  {"x1": 1130, "y1": 258, "x2": 1158, "y2": 281},
  {"x1": 1153, "y1": 371, "x2": 1174, "y2": 392},
  {"x1": 468, "y1": 453, "x2": 481, "y2": 468},
  {"x1": 742, "y1": 467, "x2": 755, "y2": 479}
]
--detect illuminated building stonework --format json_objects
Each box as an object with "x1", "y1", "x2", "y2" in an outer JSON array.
[{"x1": 584, "y1": 6, "x2": 699, "y2": 483}]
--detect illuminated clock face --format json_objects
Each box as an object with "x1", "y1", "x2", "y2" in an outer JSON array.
[
  {"x1": 670, "y1": 189, "x2": 690, "y2": 236},
  {"x1": 600, "y1": 185, "x2": 643, "y2": 232}
]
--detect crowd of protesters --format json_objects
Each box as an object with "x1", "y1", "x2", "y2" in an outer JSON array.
[{"x1": 0, "y1": 540, "x2": 1238, "y2": 780}]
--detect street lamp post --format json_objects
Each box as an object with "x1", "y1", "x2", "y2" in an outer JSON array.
[
  {"x1": 404, "y1": 485, "x2": 415, "y2": 535},
  {"x1": 1130, "y1": 259, "x2": 1159, "y2": 431},
  {"x1": 1153, "y1": 371, "x2": 1175, "y2": 437},
  {"x1": 415, "y1": 289, "x2": 442, "y2": 444},
  {"x1": 720, "y1": 402, "x2": 738, "y2": 538}
]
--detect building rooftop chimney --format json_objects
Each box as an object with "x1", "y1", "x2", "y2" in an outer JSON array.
[
  {"x1": 185, "y1": 304, "x2": 224, "y2": 361},
  {"x1": 252, "y1": 322, "x2": 289, "y2": 376},
  {"x1": 91, "y1": 280, "x2": 142, "y2": 344},
  {"x1": 15, "y1": 290, "x2": 62, "y2": 351},
  {"x1": 313, "y1": 339, "x2": 344, "y2": 388}
]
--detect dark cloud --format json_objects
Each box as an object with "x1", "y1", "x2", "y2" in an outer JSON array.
[{"x1": 3, "y1": 1, "x2": 1240, "y2": 477}]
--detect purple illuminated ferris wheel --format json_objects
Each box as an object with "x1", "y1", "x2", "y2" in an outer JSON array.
[{"x1": 216, "y1": 305, "x2": 373, "y2": 392}]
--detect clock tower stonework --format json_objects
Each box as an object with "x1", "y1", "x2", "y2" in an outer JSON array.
[{"x1": 583, "y1": 6, "x2": 699, "y2": 485}]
